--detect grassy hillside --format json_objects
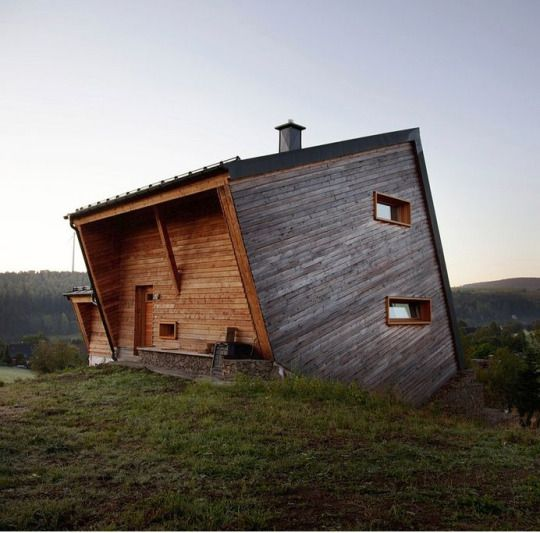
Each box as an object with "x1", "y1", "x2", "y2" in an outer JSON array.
[
  {"x1": 1, "y1": 366, "x2": 539, "y2": 530},
  {"x1": 0, "y1": 367, "x2": 36, "y2": 383}
]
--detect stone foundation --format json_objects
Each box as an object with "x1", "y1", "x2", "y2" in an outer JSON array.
[
  {"x1": 221, "y1": 358, "x2": 275, "y2": 380},
  {"x1": 89, "y1": 354, "x2": 114, "y2": 366},
  {"x1": 136, "y1": 348, "x2": 277, "y2": 381},
  {"x1": 138, "y1": 348, "x2": 213, "y2": 377}
]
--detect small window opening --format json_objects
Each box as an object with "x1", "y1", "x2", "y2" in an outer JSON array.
[
  {"x1": 159, "y1": 322, "x2": 177, "y2": 339},
  {"x1": 374, "y1": 192, "x2": 411, "y2": 226},
  {"x1": 146, "y1": 293, "x2": 154, "y2": 301},
  {"x1": 386, "y1": 297, "x2": 431, "y2": 325}
]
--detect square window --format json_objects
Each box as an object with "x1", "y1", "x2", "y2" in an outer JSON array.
[
  {"x1": 374, "y1": 192, "x2": 411, "y2": 226},
  {"x1": 159, "y1": 322, "x2": 177, "y2": 339},
  {"x1": 386, "y1": 297, "x2": 431, "y2": 325}
]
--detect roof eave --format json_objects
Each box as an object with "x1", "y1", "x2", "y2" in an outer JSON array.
[{"x1": 65, "y1": 159, "x2": 238, "y2": 221}]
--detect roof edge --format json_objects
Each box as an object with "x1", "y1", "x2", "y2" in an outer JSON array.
[
  {"x1": 65, "y1": 158, "x2": 238, "y2": 220},
  {"x1": 411, "y1": 134, "x2": 465, "y2": 371},
  {"x1": 226, "y1": 127, "x2": 420, "y2": 180}
]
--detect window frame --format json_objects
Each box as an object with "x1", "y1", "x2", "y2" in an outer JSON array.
[
  {"x1": 159, "y1": 321, "x2": 177, "y2": 340},
  {"x1": 386, "y1": 296, "x2": 432, "y2": 325},
  {"x1": 373, "y1": 191, "x2": 411, "y2": 227}
]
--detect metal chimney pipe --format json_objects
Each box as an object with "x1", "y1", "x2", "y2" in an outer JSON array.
[{"x1": 275, "y1": 120, "x2": 306, "y2": 152}]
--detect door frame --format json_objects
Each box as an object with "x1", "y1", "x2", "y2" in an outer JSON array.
[{"x1": 134, "y1": 285, "x2": 153, "y2": 354}]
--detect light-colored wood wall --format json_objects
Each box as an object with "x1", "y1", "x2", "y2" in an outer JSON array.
[
  {"x1": 80, "y1": 190, "x2": 257, "y2": 355},
  {"x1": 70, "y1": 298, "x2": 112, "y2": 357},
  {"x1": 230, "y1": 142, "x2": 458, "y2": 404}
]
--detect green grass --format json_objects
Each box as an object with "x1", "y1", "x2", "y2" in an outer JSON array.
[
  {"x1": 0, "y1": 366, "x2": 37, "y2": 383},
  {"x1": 0, "y1": 366, "x2": 539, "y2": 530}
]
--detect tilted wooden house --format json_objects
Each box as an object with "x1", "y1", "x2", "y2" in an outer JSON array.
[{"x1": 65, "y1": 123, "x2": 463, "y2": 404}]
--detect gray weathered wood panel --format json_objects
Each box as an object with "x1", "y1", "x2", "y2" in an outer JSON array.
[{"x1": 230, "y1": 143, "x2": 458, "y2": 404}]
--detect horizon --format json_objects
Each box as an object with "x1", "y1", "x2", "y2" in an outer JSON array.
[
  {"x1": 1, "y1": 269, "x2": 538, "y2": 290},
  {"x1": 1, "y1": 0, "x2": 538, "y2": 285}
]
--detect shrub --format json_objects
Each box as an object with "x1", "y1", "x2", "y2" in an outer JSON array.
[
  {"x1": 30, "y1": 340, "x2": 84, "y2": 374},
  {"x1": 477, "y1": 347, "x2": 525, "y2": 410},
  {"x1": 478, "y1": 344, "x2": 540, "y2": 426}
]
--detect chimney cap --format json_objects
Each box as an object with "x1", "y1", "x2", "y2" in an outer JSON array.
[{"x1": 275, "y1": 119, "x2": 305, "y2": 131}]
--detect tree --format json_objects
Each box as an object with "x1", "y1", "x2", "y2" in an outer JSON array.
[
  {"x1": 30, "y1": 340, "x2": 84, "y2": 374},
  {"x1": 0, "y1": 338, "x2": 11, "y2": 366},
  {"x1": 22, "y1": 332, "x2": 49, "y2": 346},
  {"x1": 479, "y1": 348, "x2": 525, "y2": 410}
]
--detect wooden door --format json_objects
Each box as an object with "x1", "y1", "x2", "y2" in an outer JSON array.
[{"x1": 134, "y1": 285, "x2": 154, "y2": 353}]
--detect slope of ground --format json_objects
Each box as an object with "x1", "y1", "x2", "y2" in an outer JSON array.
[{"x1": 0, "y1": 366, "x2": 539, "y2": 530}]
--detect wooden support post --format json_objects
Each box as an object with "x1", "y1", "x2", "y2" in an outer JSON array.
[
  {"x1": 154, "y1": 206, "x2": 182, "y2": 294},
  {"x1": 70, "y1": 301, "x2": 91, "y2": 351},
  {"x1": 76, "y1": 224, "x2": 116, "y2": 351},
  {"x1": 217, "y1": 185, "x2": 274, "y2": 361}
]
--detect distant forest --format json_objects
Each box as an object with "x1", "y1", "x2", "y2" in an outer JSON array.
[
  {"x1": 452, "y1": 288, "x2": 540, "y2": 327},
  {"x1": 0, "y1": 271, "x2": 89, "y2": 341},
  {"x1": 1, "y1": 271, "x2": 539, "y2": 343}
]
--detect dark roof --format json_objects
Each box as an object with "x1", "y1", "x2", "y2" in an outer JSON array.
[
  {"x1": 63, "y1": 285, "x2": 94, "y2": 297},
  {"x1": 66, "y1": 157, "x2": 239, "y2": 220},
  {"x1": 66, "y1": 128, "x2": 419, "y2": 220},
  {"x1": 227, "y1": 128, "x2": 419, "y2": 180}
]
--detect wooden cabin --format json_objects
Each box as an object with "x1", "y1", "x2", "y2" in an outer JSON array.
[{"x1": 65, "y1": 124, "x2": 463, "y2": 404}]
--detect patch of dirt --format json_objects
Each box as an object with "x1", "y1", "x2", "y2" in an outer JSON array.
[{"x1": 272, "y1": 486, "x2": 444, "y2": 530}]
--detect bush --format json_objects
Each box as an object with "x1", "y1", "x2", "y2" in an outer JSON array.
[
  {"x1": 30, "y1": 340, "x2": 84, "y2": 374},
  {"x1": 478, "y1": 348, "x2": 525, "y2": 410},
  {"x1": 478, "y1": 344, "x2": 540, "y2": 426}
]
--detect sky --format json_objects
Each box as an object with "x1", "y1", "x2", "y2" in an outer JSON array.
[{"x1": 0, "y1": 0, "x2": 538, "y2": 286}]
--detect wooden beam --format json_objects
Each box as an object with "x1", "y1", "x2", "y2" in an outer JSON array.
[
  {"x1": 68, "y1": 294, "x2": 93, "y2": 304},
  {"x1": 70, "y1": 301, "x2": 90, "y2": 351},
  {"x1": 217, "y1": 185, "x2": 274, "y2": 361},
  {"x1": 77, "y1": 224, "x2": 116, "y2": 350},
  {"x1": 154, "y1": 206, "x2": 182, "y2": 294},
  {"x1": 72, "y1": 173, "x2": 228, "y2": 226}
]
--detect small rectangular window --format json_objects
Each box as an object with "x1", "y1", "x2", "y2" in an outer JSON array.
[
  {"x1": 386, "y1": 297, "x2": 431, "y2": 325},
  {"x1": 159, "y1": 322, "x2": 177, "y2": 339},
  {"x1": 374, "y1": 192, "x2": 411, "y2": 226}
]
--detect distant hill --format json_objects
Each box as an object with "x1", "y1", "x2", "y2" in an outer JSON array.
[
  {"x1": 459, "y1": 277, "x2": 540, "y2": 292},
  {"x1": 0, "y1": 271, "x2": 89, "y2": 342},
  {"x1": 452, "y1": 278, "x2": 540, "y2": 326}
]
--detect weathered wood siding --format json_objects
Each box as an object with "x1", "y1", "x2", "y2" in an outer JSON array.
[
  {"x1": 230, "y1": 142, "x2": 458, "y2": 404},
  {"x1": 84, "y1": 191, "x2": 257, "y2": 355}
]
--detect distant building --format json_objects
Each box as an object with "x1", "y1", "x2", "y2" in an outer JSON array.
[
  {"x1": 65, "y1": 123, "x2": 463, "y2": 404},
  {"x1": 7, "y1": 343, "x2": 33, "y2": 364}
]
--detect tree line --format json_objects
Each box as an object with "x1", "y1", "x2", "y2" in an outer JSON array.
[
  {"x1": 0, "y1": 271, "x2": 89, "y2": 341},
  {"x1": 452, "y1": 288, "x2": 540, "y2": 326}
]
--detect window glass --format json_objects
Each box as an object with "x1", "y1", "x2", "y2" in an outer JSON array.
[
  {"x1": 389, "y1": 302, "x2": 417, "y2": 319},
  {"x1": 376, "y1": 202, "x2": 392, "y2": 220}
]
